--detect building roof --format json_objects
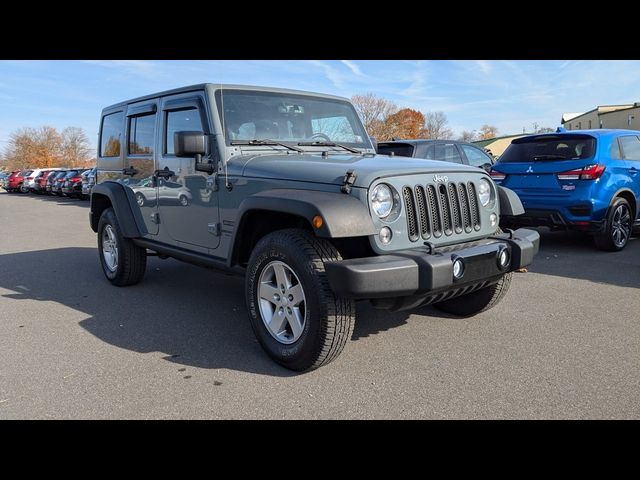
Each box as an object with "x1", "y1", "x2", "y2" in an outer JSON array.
[
  {"x1": 561, "y1": 112, "x2": 584, "y2": 123},
  {"x1": 561, "y1": 104, "x2": 635, "y2": 124}
]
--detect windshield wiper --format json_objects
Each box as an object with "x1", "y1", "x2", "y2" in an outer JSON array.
[
  {"x1": 533, "y1": 154, "x2": 568, "y2": 161},
  {"x1": 230, "y1": 139, "x2": 303, "y2": 153},
  {"x1": 297, "y1": 141, "x2": 362, "y2": 154}
]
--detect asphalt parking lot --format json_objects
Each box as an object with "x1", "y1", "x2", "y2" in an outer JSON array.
[{"x1": 1, "y1": 190, "x2": 639, "y2": 419}]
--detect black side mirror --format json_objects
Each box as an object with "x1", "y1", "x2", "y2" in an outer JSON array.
[
  {"x1": 174, "y1": 131, "x2": 206, "y2": 157},
  {"x1": 481, "y1": 163, "x2": 492, "y2": 172},
  {"x1": 174, "y1": 131, "x2": 215, "y2": 174}
]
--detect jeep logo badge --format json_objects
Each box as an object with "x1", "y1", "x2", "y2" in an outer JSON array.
[{"x1": 433, "y1": 174, "x2": 448, "y2": 183}]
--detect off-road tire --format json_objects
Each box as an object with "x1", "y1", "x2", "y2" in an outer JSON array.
[
  {"x1": 246, "y1": 228, "x2": 355, "y2": 371},
  {"x1": 97, "y1": 207, "x2": 147, "y2": 286}
]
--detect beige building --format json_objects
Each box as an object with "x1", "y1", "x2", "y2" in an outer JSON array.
[{"x1": 562, "y1": 104, "x2": 640, "y2": 131}]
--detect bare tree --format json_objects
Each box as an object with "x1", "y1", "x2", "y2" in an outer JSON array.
[
  {"x1": 351, "y1": 93, "x2": 398, "y2": 140},
  {"x1": 421, "y1": 111, "x2": 453, "y2": 139},
  {"x1": 61, "y1": 127, "x2": 92, "y2": 167},
  {"x1": 478, "y1": 124, "x2": 499, "y2": 140},
  {"x1": 459, "y1": 130, "x2": 477, "y2": 142},
  {"x1": 535, "y1": 126, "x2": 554, "y2": 134}
]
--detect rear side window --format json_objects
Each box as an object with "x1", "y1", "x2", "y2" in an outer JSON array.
[
  {"x1": 101, "y1": 112, "x2": 123, "y2": 157},
  {"x1": 460, "y1": 145, "x2": 493, "y2": 168},
  {"x1": 377, "y1": 143, "x2": 415, "y2": 158},
  {"x1": 129, "y1": 114, "x2": 156, "y2": 154},
  {"x1": 498, "y1": 135, "x2": 596, "y2": 163},
  {"x1": 434, "y1": 143, "x2": 463, "y2": 164},
  {"x1": 610, "y1": 139, "x2": 622, "y2": 160},
  {"x1": 165, "y1": 108, "x2": 204, "y2": 155},
  {"x1": 619, "y1": 135, "x2": 640, "y2": 161}
]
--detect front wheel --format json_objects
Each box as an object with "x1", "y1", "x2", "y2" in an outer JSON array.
[
  {"x1": 594, "y1": 197, "x2": 632, "y2": 251},
  {"x1": 97, "y1": 207, "x2": 147, "y2": 286},
  {"x1": 246, "y1": 229, "x2": 355, "y2": 371},
  {"x1": 434, "y1": 272, "x2": 512, "y2": 317}
]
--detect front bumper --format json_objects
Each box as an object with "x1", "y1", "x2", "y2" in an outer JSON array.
[{"x1": 325, "y1": 228, "x2": 539, "y2": 300}]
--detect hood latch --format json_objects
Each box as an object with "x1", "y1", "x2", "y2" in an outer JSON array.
[{"x1": 341, "y1": 169, "x2": 357, "y2": 194}]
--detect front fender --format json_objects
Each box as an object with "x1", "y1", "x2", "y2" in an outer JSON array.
[
  {"x1": 498, "y1": 186, "x2": 525, "y2": 216},
  {"x1": 90, "y1": 182, "x2": 146, "y2": 237},
  {"x1": 237, "y1": 189, "x2": 376, "y2": 238}
]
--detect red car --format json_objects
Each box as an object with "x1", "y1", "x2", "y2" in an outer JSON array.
[{"x1": 6, "y1": 170, "x2": 31, "y2": 193}]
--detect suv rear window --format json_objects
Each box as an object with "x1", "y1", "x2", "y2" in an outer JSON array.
[
  {"x1": 498, "y1": 134, "x2": 596, "y2": 163},
  {"x1": 377, "y1": 143, "x2": 415, "y2": 157}
]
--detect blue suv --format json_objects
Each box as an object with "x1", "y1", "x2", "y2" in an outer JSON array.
[{"x1": 492, "y1": 130, "x2": 640, "y2": 251}]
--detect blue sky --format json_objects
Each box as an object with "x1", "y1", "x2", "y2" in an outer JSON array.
[{"x1": 1, "y1": 60, "x2": 639, "y2": 152}]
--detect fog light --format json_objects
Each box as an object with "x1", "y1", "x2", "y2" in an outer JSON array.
[
  {"x1": 379, "y1": 227, "x2": 392, "y2": 244},
  {"x1": 452, "y1": 257, "x2": 465, "y2": 279},
  {"x1": 498, "y1": 248, "x2": 510, "y2": 269},
  {"x1": 490, "y1": 213, "x2": 498, "y2": 227}
]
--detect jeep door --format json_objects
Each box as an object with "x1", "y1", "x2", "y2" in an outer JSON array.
[
  {"x1": 156, "y1": 93, "x2": 220, "y2": 251},
  {"x1": 123, "y1": 100, "x2": 160, "y2": 235}
]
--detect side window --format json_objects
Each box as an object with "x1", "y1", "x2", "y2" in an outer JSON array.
[
  {"x1": 128, "y1": 114, "x2": 156, "y2": 154},
  {"x1": 461, "y1": 145, "x2": 493, "y2": 168},
  {"x1": 610, "y1": 139, "x2": 622, "y2": 160},
  {"x1": 619, "y1": 135, "x2": 640, "y2": 161},
  {"x1": 434, "y1": 143, "x2": 463, "y2": 164},
  {"x1": 165, "y1": 108, "x2": 204, "y2": 155},
  {"x1": 100, "y1": 112, "x2": 123, "y2": 157}
]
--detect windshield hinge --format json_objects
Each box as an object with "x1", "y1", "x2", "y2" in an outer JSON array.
[{"x1": 341, "y1": 169, "x2": 357, "y2": 194}]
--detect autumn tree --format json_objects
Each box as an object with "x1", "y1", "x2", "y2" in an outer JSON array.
[
  {"x1": 478, "y1": 124, "x2": 499, "y2": 140},
  {"x1": 459, "y1": 130, "x2": 477, "y2": 142},
  {"x1": 421, "y1": 111, "x2": 453, "y2": 139},
  {"x1": 384, "y1": 108, "x2": 425, "y2": 140},
  {"x1": 2, "y1": 126, "x2": 92, "y2": 170},
  {"x1": 351, "y1": 93, "x2": 398, "y2": 140}
]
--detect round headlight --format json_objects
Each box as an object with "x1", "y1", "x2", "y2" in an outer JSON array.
[
  {"x1": 478, "y1": 179, "x2": 493, "y2": 207},
  {"x1": 370, "y1": 183, "x2": 394, "y2": 218}
]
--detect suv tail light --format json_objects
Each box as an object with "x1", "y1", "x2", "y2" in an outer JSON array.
[
  {"x1": 490, "y1": 171, "x2": 506, "y2": 181},
  {"x1": 557, "y1": 164, "x2": 605, "y2": 180},
  {"x1": 70, "y1": 177, "x2": 82, "y2": 183}
]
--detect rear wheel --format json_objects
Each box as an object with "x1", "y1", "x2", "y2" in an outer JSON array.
[
  {"x1": 246, "y1": 229, "x2": 355, "y2": 371},
  {"x1": 594, "y1": 197, "x2": 632, "y2": 251},
  {"x1": 97, "y1": 207, "x2": 147, "y2": 286}
]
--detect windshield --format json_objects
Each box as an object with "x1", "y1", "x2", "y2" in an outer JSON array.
[
  {"x1": 498, "y1": 134, "x2": 596, "y2": 163},
  {"x1": 217, "y1": 90, "x2": 371, "y2": 149}
]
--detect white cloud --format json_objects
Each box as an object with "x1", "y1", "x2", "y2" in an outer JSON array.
[
  {"x1": 307, "y1": 60, "x2": 345, "y2": 89},
  {"x1": 474, "y1": 60, "x2": 492, "y2": 74},
  {"x1": 341, "y1": 60, "x2": 364, "y2": 77}
]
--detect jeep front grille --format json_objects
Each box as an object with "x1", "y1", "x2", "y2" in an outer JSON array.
[{"x1": 403, "y1": 181, "x2": 481, "y2": 242}]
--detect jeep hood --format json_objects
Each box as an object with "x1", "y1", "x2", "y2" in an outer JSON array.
[{"x1": 228, "y1": 153, "x2": 481, "y2": 188}]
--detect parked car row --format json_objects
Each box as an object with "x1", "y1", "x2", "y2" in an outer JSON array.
[{"x1": 1, "y1": 167, "x2": 97, "y2": 199}]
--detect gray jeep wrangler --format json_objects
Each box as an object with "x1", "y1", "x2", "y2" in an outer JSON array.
[{"x1": 90, "y1": 84, "x2": 539, "y2": 371}]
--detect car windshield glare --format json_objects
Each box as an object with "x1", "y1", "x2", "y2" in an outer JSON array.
[
  {"x1": 218, "y1": 90, "x2": 370, "y2": 149},
  {"x1": 499, "y1": 134, "x2": 596, "y2": 163}
]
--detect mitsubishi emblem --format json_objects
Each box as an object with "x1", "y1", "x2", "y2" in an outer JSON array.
[{"x1": 526, "y1": 166, "x2": 534, "y2": 173}]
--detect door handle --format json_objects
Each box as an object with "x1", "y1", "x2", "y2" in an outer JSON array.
[
  {"x1": 154, "y1": 167, "x2": 175, "y2": 179},
  {"x1": 122, "y1": 166, "x2": 139, "y2": 176},
  {"x1": 630, "y1": 167, "x2": 638, "y2": 175}
]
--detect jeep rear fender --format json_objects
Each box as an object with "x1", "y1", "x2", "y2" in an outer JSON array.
[
  {"x1": 90, "y1": 182, "x2": 146, "y2": 237},
  {"x1": 236, "y1": 189, "x2": 376, "y2": 238}
]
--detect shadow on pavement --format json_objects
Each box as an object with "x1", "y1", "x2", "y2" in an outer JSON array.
[
  {"x1": 0, "y1": 246, "x2": 417, "y2": 376},
  {"x1": 528, "y1": 228, "x2": 640, "y2": 289}
]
